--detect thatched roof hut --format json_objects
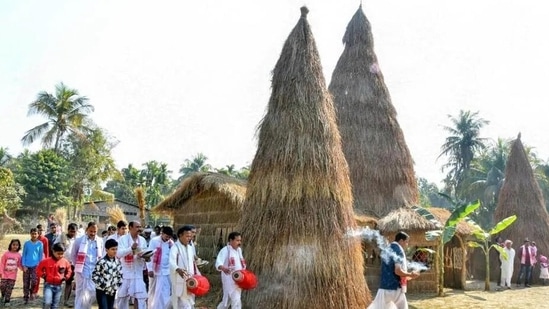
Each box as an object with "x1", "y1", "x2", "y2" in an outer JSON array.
[
  {"x1": 240, "y1": 7, "x2": 369, "y2": 309},
  {"x1": 153, "y1": 172, "x2": 246, "y2": 262},
  {"x1": 494, "y1": 134, "x2": 549, "y2": 282},
  {"x1": 328, "y1": 5, "x2": 418, "y2": 218},
  {"x1": 377, "y1": 207, "x2": 471, "y2": 291}
]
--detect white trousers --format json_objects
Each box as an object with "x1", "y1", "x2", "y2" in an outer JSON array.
[
  {"x1": 116, "y1": 278, "x2": 148, "y2": 309},
  {"x1": 367, "y1": 288, "x2": 408, "y2": 309},
  {"x1": 217, "y1": 288, "x2": 242, "y2": 309},
  {"x1": 148, "y1": 274, "x2": 172, "y2": 309},
  {"x1": 74, "y1": 273, "x2": 96, "y2": 309},
  {"x1": 172, "y1": 296, "x2": 194, "y2": 309}
]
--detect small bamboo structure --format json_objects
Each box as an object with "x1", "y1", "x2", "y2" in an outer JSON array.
[
  {"x1": 494, "y1": 134, "x2": 549, "y2": 282},
  {"x1": 328, "y1": 5, "x2": 418, "y2": 218},
  {"x1": 239, "y1": 7, "x2": 369, "y2": 308}
]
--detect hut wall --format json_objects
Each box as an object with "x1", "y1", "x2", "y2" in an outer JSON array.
[
  {"x1": 172, "y1": 194, "x2": 241, "y2": 273},
  {"x1": 443, "y1": 235, "x2": 467, "y2": 289}
]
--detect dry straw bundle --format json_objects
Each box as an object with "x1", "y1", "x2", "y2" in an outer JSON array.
[
  {"x1": 54, "y1": 208, "x2": 67, "y2": 230},
  {"x1": 494, "y1": 134, "x2": 549, "y2": 281},
  {"x1": 106, "y1": 204, "x2": 127, "y2": 226},
  {"x1": 135, "y1": 187, "x2": 146, "y2": 225},
  {"x1": 240, "y1": 7, "x2": 369, "y2": 308},
  {"x1": 328, "y1": 5, "x2": 418, "y2": 218}
]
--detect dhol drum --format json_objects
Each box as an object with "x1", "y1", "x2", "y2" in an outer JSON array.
[
  {"x1": 232, "y1": 269, "x2": 258, "y2": 290},
  {"x1": 186, "y1": 274, "x2": 210, "y2": 296}
]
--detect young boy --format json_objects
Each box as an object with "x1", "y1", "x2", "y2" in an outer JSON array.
[
  {"x1": 36, "y1": 243, "x2": 72, "y2": 309},
  {"x1": 92, "y1": 239, "x2": 122, "y2": 309},
  {"x1": 22, "y1": 227, "x2": 44, "y2": 304}
]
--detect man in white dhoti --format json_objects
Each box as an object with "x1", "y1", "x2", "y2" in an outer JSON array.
[
  {"x1": 368, "y1": 232, "x2": 419, "y2": 309},
  {"x1": 215, "y1": 231, "x2": 245, "y2": 309},
  {"x1": 71, "y1": 222, "x2": 104, "y2": 309},
  {"x1": 147, "y1": 226, "x2": 174, "y2": 309},
  {"x1": 500, "y1": 239, "x2": 515, "y2": 289},
  {"x1": 116, "y1": 221, "x2": 149, "y2": 309},
  {"x1": 170, "y1": 225, "x2": 199, "y2": 309}
]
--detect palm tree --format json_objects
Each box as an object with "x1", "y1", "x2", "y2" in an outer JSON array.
[
  {"x1": 178, "y1": 153, "x2": 212, "y2": 180},
  {"x1": 21, "y1": 83, "x2": 94, "y2": 152},
  {"x1": 0, "y1": 147, "x2": 12, "y2": 167},
  {"x1": 464, "y1": 138, "x2": 509, "y2": 226},
  {"x1": 439, "y1": 110, "x2": 489, "y2": 197}
]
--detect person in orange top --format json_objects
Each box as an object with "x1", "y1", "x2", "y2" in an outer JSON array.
[{"x1": 36, "y1": 243, "x2": 72, "y2": 309}]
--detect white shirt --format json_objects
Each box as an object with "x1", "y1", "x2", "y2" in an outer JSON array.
[
  {"x1": 116, "y1": 233, "x2": 148, "y2": 279},
  {"x1": 146, "y1": 236, "x2": 172, "y2": 276}
]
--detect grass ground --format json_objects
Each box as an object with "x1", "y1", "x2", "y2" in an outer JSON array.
[{"x1": 2, "y1": 234, "x2": 547, "y2": 308}]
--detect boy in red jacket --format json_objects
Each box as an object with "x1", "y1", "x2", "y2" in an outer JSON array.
[{"x1": 36, "y1": 243, "x2": 72, "y2": 309}]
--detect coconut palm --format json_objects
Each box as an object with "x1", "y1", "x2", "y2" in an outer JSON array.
[
  {"x1": 0, "y1": 147, "x2": 12, "y2": 167},
  {"x1": 463, "y1": 138, "x2": 509, "y2": 226},
  {"x1": 21, "y1": 83, "x2": 94, "y2": 152},
  {"x1": 439, "y1": 110, "x2": 489, "y2": 197},
  {"x1": 178, "y1": 153, "x2": 212, "y2": 180}
]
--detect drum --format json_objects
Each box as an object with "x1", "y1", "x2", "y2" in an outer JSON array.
[
  {"x1": 186, "y1": 274, "x2": 210, "y2": 296},
  {"x1": 232, "y1": 269, "x2": 258, "y2": 290}
]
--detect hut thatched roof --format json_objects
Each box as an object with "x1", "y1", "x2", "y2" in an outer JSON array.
[
  {"x1": 354, "y1": 214, "x2": 378, "y2": 229},
  {"x1": 240, "y1": 7, "x2": 369, "y2": 308},
  {"x1": 328, "y1": 5, "x2": 418, "y2": 218},
  {"x1": 378, "y1": 207, "x2": 439, "y2": 233},
  {"x1": 378, "y1": 207, "x2": 472, "y2": 236},
  {"x1": 152, "y1": 172, "x2": 246, "y2": 214},
  {"x1": 494, "y1": 134, "x2": 549, "y2": 277}
]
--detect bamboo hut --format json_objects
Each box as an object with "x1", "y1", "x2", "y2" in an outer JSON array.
[
  {"x1": 377, "y1": 207, "x2": 472, "y2": 292},
  {"x1": 240, "y1": 7, "x2": 369, "y2": 309},
  {"x1": 377, "y1": 207, "x2": 439, "y2": 293},
  {"x1": 328, "y1": 5, "x2": 418, "y2": 218},
  {"x1": 494, "y1": 134, "x2": 549, "y2": 283},
  {"x1": 428, "y1": 207, "x2": 472, "y2": 289},
  {"x1": 153, "y1": 172, "x2": 247, "y2": 263}
]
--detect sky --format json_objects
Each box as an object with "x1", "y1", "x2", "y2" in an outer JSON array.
[{"x1": 1, "y1": 0, "x2": 549, "y2": 185}]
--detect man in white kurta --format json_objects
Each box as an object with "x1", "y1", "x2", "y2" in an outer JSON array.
[
  {"x1": 116, "y1": 221, "x2": 149, "y2": 309},
  {"x1": 215, "y1": 232, "x2": 245, "y2": 309},
  {"x1": 170, "y1": 225, "x2": 199, "y2": 309},
  {"x1": 147, "y1": 226, "x2": 174, "y2": 309},
  {"x1": 71, "y1": 222, "x2": 104, "y2": 309},
  {"x1": 500, "y1": 239, "x2": 516, "y2": 288}
]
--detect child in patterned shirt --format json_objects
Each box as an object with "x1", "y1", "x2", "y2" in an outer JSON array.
[{"x1": 92, "y1": 239, "x2": 122, "y2": 309}]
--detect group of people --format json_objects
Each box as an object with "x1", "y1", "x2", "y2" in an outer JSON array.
[
  {"x1": 497, "y1": 237, "x2": 549, "y2": 288},
  {"x1": 0, "y1": 220, "x2": 247, "y2": 309}
]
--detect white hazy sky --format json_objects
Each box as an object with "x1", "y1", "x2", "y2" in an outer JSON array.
[{"x1": 1, "y1": 0, "x2": 549, "y2": 184}]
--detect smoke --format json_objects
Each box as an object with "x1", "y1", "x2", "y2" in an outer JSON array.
[{"x1": 347, "y1": 226, "x2": 429, "y2": 272}]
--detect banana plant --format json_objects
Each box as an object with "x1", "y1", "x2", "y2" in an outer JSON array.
[
  {"x1": 467, "y1": 215, "x2": 517, "y2": 291},
  {"x1": 413, "y1": 197, "x2": 480, "y2": 296}
]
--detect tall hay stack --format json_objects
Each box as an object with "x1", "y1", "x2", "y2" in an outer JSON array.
[
  {"x1": 328, "y1": 5, "x2": 418, "y2": 218},
  {"x1": 240, "y1": 7, "x2": 369, "y2": 309},
  {"x1": 494, "y1": 134, "x2": 549, "y2": 282}
]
